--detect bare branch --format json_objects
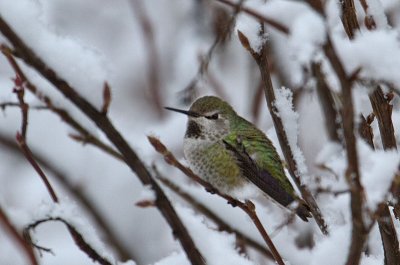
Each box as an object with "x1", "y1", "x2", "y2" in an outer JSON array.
[
  {"x1": 0, "y1": 206, "x2": 38, "y2": 265},
  {"x1": 153, "y1": 166, "x2": 275, "y2": 260},
  {"x1": 237, "y1": 29, "x2": 329, "y2": 235},
  {"x1": 148, "y1": 136, "x2": 286, "y2": 265},
  {"x1": 0, "y1": 16, "x2": 205, "y2": 264},
  {"x1": 24, "y1": 217, "x2": 113, "y2": 265}
]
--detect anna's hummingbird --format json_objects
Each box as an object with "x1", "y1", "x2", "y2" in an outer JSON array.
[{"x1": 166, "y1": 96, "x2": 311, "y2": 221}]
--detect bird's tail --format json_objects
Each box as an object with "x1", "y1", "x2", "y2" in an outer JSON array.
[{"x1": 296, "y1": 200, "x2": 312, "y2": 222}]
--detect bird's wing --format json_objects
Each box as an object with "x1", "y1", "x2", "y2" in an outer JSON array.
[{"x1": 222, "y1": 137, "x2": 295, "y2": 207}]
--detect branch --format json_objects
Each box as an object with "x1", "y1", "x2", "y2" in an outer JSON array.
[
  {"x1": 131, "y1": 0, "x2": 163, "y2": 117},
  {"x1": 311, "y1": 62, "x2": 341, "y2": 142},
  {"x1": 340, "y1": 0, "x2": 360, "y2": 39},
  {"x1": 215, "y1": 0, "x2": 289, "y2": 34},
  {"x1": 369, "y1": 87, "x2": 397, "y2": 150},
  {"x1": 24, "y1": 217, "x2": 112, "y2": 265},
  {"x1": 153, "y1": 167, "x2": 274, "y2": 260},
  {"x1": 0, "y1": 46, "x2": 124, "y2": 162},
  {"x1": 321, "y1": 31, "x2": 367, "y2": 265},
  {"x1": 0, "y1": 16, "x2": 205, "y2": 265},
  {"x1": 0, "y1": 206, "x2": 38, "y2": 265},
  {"x1": 358, "y1": 113, "x2": 375, "y2": 148},
  {"x1": 0, "y1": 132, "x2": 133, "y2": 261},
  {"x1": 369, "y1": 87, "x2": 400, "y2": 265},
  {"x1": 237, "y1": 29, "x2": 329, "y2": 235},
  {"x1": 148, "y1": 136, "x2": 286, "y2": 265}
]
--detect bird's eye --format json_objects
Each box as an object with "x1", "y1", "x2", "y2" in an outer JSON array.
[{"x1": 206, "y1": 113, "x2": 219, "y2": 120}]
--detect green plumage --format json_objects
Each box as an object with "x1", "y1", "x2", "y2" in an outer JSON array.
[{"x1": 168, "y1": 96, "x2": 311, "y2": 221}]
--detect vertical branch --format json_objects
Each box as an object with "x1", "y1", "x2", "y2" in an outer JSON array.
[
  {"x1": 369, "y1": 87, "x2": 400, "y2": 265},
  {"x1": 369, "y1": 88, "x2": 397, "y2": 150},
  {"x1": 131, "y1": 0, "x2": 163, "y2": 118},
  {"x1": 237, "y1": 30, "x2": 329, "y2": 235},
  {"x1": 311, "y1": 62, "x2": 341, "y2": 142},
  {"x1": 323, "y1": 32, "x2": 367, "y2": 264}
]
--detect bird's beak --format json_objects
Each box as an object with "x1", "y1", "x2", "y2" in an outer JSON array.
[{"x1": 164, "y1": 107, "x2": 201, "y2": 117}]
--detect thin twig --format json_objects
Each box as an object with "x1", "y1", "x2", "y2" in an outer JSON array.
[
  {"x1": 0, "y1": 46, "x2": 124, "y2": 162},
  {"x1": 24, "y1": 217, "x2": 113, "y2": 265},
  {"x1": 237, "y1": 29, "x2": 329, "y2": 235},
  {"x1": 131, "y1": 0, "x2": 163, "y2": 117},
  {"x1": 148, "y1": 136, "x2": 286, "y2": 265},
  {"x1": 0, "y1": 16, "x2": 205, "y2": 265},
  {"x1": 0, "y1": 132, "x2": 133, "y2": 261},
  {"x1": 0, "y1": 206, "x2": 39, "y2": 265}
]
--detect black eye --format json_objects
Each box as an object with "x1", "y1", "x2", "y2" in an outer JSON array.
[{"x1": 206, "y1": 113, "x2": 219, "y2": 120}]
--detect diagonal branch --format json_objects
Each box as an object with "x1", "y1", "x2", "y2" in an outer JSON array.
[
  {"x1": 148, "y1": 136, "x2": 286, "y2": 265},
  {"x1": 0, "y1": 15, "x2": 205, "y2": 265},
  {"x1": 0, "y1": 206, "x2": 38, "y2": 265},
  {"x1": 153, "y1": 167, "x2": 275, "y2": 260}
]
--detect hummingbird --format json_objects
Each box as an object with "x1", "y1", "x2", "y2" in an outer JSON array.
[{"x1": 166, "y1": 96, "x2": 311, "y2": 221}]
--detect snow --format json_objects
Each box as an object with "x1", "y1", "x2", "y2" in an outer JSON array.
[
  {"x1": 31, "y1": 199, "x2": 117, "y2": 263},
  {"x1": 176, "y1": 205, "x2": 256, "y2": 265},
  {"x1": 274, "y1": 87, "x2": 309, "y2": 178},
  {"x1": 358, "y1": 141, "x2": 400, "y2": 211},
  {"x1": 1, "y1": 0, "x2": 400, "y2": 264}
]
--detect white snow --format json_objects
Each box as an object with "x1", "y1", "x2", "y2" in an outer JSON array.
[
  {"x1": 358, "y1": 141, "x2": 400, "y2": 211},
  {"x1": 274, "y1": 87, "x2": 309, "y2": 178}
]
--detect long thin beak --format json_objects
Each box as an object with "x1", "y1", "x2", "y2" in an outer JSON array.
[{"x1": 164, "y1": 107, "x2": 200, "y2": 117}]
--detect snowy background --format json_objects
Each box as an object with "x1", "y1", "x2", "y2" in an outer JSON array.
[{"x1": 0, "y1": 0, "x2": 400, "y2": 264}]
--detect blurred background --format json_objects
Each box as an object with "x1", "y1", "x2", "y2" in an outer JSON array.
[{"x1": 0, "y1": 0, "x2": 400, "y2": 264}]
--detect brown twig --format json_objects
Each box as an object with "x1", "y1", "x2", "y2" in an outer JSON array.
[
  {"x1": 0, "y1": 132, "x2": 133, "y2": 261},
  {"x1": 358, "y1": 113, "x2": 375, "y2": 149},
  {"x1": 215, "y1": 0, "x2": 289, "y2": 34},
  {"x1": 0, "y1": 16, "x2": 205, "y2": 265},
  {"x1": 148, "y1": 136, "x2": 286, "y2": 265},
  {"x1": 179, "y1": 0, "x2": 245, "y2": 103},
  {"x1": 311, "y1": 62, "x2": 341, "y2": 142},
  {"x1": 24, "y1": 217, "x2": 113, "y2": 265},
  {"x1": 237, "y1": 29, "x2": 329, "y2": 235},
  {"x1": 369, "y1": 87, "x2": 397, "y2": 150},
  {"x1": 0, "y1": 45, "x2": 124, "y2": 162},
  {"x1": 154, "y1": 168, "x2": 274, "y2": 260},
  {"x1": 11, "y1": 80, "x2": 114, "y2": 265},
  {"x1": 340, "y1": 0, "x2": 360, "y2": 39},
  {"x1": 368, "y1": 87, "x2": 400, "y2": 265},
  {"x1": 0, "y1": 206, "x2": 39, "y2": 265},
  {"x1": 131, "y1": 0, "x2": 163, "y2": 118},
  {"x1": 358, "y1": 0, "x2": 377, "y2": 30}
]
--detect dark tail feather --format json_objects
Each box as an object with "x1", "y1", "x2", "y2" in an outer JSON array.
[{"x1": 296, "y1": 201, "x2": 312, "y2": 222}]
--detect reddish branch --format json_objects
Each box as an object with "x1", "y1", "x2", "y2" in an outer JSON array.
[
  {"x1": 0, "y1": 132, "x2": 133, "y2": 261},
  {"x1": 237, "y1": 29, "x2": 329, "y2": 235},
  {"x1": 153, "y1": 168, "x2": 274, "y2": 260},
  {"x1": 0, "y1": 207, "x2": 38, "y2": 265},
  {"x1": 1, "y1": 46, "x2": 124, "y2": 162},
  {"x1": 0, "y1": 16, "x2": 205, "y2": 265},
  {"x1": 148, "y1": 136, "x2": 286, "y2": 265},
  {"x1": 25, "y1": 217, "x2": 113, "y2": 265}
]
